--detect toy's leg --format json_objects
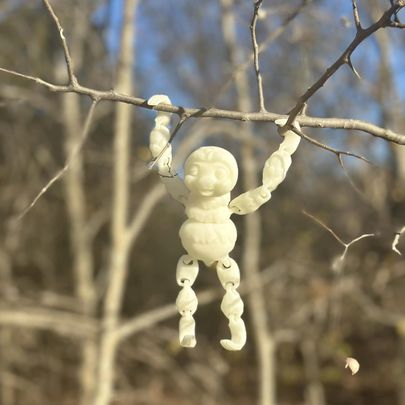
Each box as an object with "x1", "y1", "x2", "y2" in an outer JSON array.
[
  {"x1": 175, "y1": 255, "x2": 199, "y2": 348},
  {"x1": 216, "y1": 257, "x2": 246, "y2": 351}
]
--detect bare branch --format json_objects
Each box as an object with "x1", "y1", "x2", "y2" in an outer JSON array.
[
  {"x1": 338, "y1": 155, "x2": 369, "y2": 200},
  {"x1": 286, "y1": 1, "x2": 405, "y2": 127},
  {"x1": 42, "y1": 0, "x2": 78, "y2": 85},
  {"x1": 303, "y1": 210, "x2": 346, "y2": 246},
  {"x1": 250, "y1": 0, "x2": 266, "y2": 112},
  {"x1": 0, "y1": 66, "x2": 62, "y2": 90},
  {"x1": 303, "y1": 210, "x2": 375, "y2": 269},
  {"x1": 0, "y1": 306, "x2": 97, "y2": 338},
  {"x1": 392, "y1": 226, "x2": 405, "y2": 255},
  {"x1": 292, "y1": 127, "x2": 371, "y2": 164},
  {"x1": 17, "y1": 99, "x2": 98, "y2": 219},
  {"x1": 1, "y1": 67, "x2": 405, "y2": 144}
]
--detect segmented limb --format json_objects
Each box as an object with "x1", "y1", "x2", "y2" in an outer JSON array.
[
  {"x1": 175, "y1": 255, "x2": 199, "y2": 348},
  {"x1": 229, "y1": 118, "x2": 301, "y2": 215},
  {"x1": 216, "y1": 257, "x2": 246, "y2": 351},
  {"x1": 148, "y1": 95, "x2": 189, "y2": 204},
  {"x1": 262, "y1": 118, "x2": 301, "y2": 191}
]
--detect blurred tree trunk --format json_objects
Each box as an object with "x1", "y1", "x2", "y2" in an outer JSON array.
[
  {"x1": 220, "y1": 1, "x2": 276, "y2": 404},
  {"x1": 94, "y1": 0, "x2": 138, "y2": 404},
  {"x1": 302, "y1": 338, "x2": 326, "y2": 405}
]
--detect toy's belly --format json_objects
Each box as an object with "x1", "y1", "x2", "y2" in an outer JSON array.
[{"x1": 179, "y1": 220, "x2": 237, "y2": 265}]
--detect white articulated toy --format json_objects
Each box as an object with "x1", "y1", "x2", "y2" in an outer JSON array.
[{"x1": 148, "y1": 95, "x2": 300, "y2": 351}]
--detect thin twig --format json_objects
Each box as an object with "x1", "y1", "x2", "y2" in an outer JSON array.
[
  {"x1": 42, "y1": 0, "x2": 78, "y2": 86},
  {"x1": 0, "y1": 66, "x2": 61, "y2": 89},
  {"x1": 250, "y1": 0, "x2": 266, "y2": 112},
  {"x1": 303, "y1": 210, "x2": 375, "y2": 267},
  {"x1": 292, "y1": 126, "x2": 371, "y2": 164},
  {"x1": 303, "y1": 210, "x2": 346, "y2": 246},
  {"x1": 17, "y1": 100, "x2": 98, "y2": 219},
  {"x1": 351, "y1": 0, "x2": 362, "y2": 31},
  {"x1": 214, "y1": 0, "x2": 309, "y2": 106},
  {"x1": 337, "y1": 155, "x2": 369, "y2": 200},
  {"x1": 392, "y1": 226, "x2": 405, "y2": 255}
]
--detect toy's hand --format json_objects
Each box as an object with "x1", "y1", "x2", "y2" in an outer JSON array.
[{"x1": 229, "y1": 186, "x2": 271, "y2": 215}]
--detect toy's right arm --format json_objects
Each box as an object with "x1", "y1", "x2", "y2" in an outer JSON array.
[{"x1": 148, "y1": 95, "x2": 189, "y2": 205}]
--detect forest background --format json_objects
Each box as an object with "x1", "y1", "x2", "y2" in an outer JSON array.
[{"x1": 0, "y1": 0, "x2": 404, "y2": 404}]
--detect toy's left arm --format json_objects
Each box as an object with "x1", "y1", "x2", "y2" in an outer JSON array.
[{"x1": 229, "y1": 119, "x2": 301, "y2": 215}]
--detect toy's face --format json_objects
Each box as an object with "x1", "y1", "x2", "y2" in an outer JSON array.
[{"x1": 184, "y1": 147, "x2": 238, "y2": 197}]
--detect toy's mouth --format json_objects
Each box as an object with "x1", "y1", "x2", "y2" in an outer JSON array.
[{"x1": 200, "y1": 189, "x2": 214, "y2": 196}]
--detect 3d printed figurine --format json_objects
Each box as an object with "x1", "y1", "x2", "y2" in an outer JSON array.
[{"x1": 148, "y1": 95, "x2": 301, "y2": 351}]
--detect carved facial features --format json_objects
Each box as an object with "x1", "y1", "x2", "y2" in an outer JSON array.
[{"x1": 184, "y1": 147, "x2": 238, "y2": 197}]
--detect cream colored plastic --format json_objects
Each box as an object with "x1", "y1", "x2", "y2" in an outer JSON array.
[{"x1": 148, "y1": 95, "x2": 300, "y2": 351}]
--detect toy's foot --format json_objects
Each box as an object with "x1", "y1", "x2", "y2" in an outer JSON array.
[
  {"x1": 180, "y1": 335, "x2": 197, "y2": 348},
  {"x1": 220, "y1": 339, "x2": 243, "y2": 351},
  {"x1": 220, "y1": 317, "x2": 246, "y2": 351}
]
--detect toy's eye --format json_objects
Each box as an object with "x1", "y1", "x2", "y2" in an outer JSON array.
[
  {"x1": 189, "y1": 165, "x2": 199, "y2": 176},
  {"x1": 215, "y1": 168, "x2": 227, "y2": 180}
]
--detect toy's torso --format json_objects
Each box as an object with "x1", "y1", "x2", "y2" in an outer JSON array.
[{"x1": 179, "y1": 193, "x2": 237, "y2": 265}]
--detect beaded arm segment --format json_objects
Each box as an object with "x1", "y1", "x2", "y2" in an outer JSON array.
[
  {"x1": 148, "y1": 95, "x2": 189, "y2": 205},
  {"x1": 229, "y1": 118, "x2": 301, "y2": 215}
]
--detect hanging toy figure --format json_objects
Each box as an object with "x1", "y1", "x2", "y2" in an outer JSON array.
[{"x1": 148, "y1": 95, "x2": 301, "y2": 351}]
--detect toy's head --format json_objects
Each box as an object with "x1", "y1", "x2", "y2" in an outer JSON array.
[{"x1": 184, "y1": 146, "x2": 238, "y2": 197}]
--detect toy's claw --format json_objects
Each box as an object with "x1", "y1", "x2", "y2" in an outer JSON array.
[{"x1": 220, "y1": 317, "x2": 246, "y2": 351}]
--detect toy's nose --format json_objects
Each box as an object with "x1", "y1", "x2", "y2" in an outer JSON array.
[{"x1": 198, "y1": 175, "x2": 215, "y2": 190}]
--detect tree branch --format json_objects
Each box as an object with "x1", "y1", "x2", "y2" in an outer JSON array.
[
  {"x1": 292, "y1": 126, "x2": 371, "y2": 164},
  {"x1": 303, "y1": 210, "x2": 375, "y2": 271},
  {"x1": 0, "y1": 306, "x2": 97, "y2": 338},
  {"x1": 42, "y1": 0, "x2": 78, "y2": 86},
  {"x1": 285, "y1": 1, "x2": 405, "y2": 127},
  {"x1": 1, "y1": 65, "x2": 404, "y2": 145},
  {"x1": 16, "y1": 99, "x2": 98, "y2": 219},
  {"x1": 250, "y1": 0, "x2": 266, "y2": 112}
]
